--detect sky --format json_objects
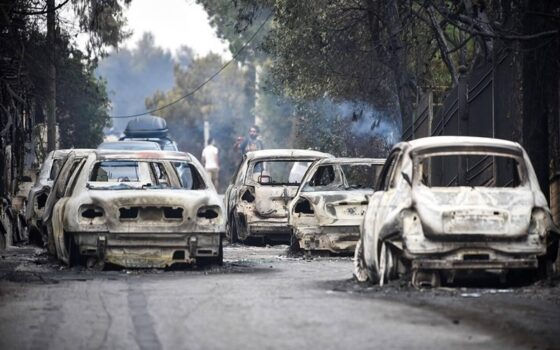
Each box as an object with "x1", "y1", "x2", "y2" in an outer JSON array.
[{"x1": 121, "y1": 0, "x2": 231, "y2": 58}]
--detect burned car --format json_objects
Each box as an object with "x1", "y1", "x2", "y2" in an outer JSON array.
[
  {"x1": 289, "y1": 158, "x2": 384, "y2": 253},
  {"x1": 28, "y1": 149, "x2": 92, "y2": 247},
  {"x1": 48, "y1": 150, "x2": 224, "y2": 268},
  {"x1": 26, "y1": 149, "x2": 70, "y2": 244},
  {"x1": 354, "y1": 136, "x2": 559, "y2": 287},
  {"x1": 225, "y1": 149, "x2": 332, "y2": 243}
]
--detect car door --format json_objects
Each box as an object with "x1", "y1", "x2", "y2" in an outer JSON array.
[
  {"x1": 362, "y1": 149, "x2": 404, "y2": 269},
  {"x1": 225, "y1": 157, "x2": 247, "y2": 218},
  {"x1": 53, "y1": 157, "x2": 88, "y2": 262}
]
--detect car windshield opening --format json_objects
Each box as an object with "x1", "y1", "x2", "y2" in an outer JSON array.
[
  {"x1": 88, "y1": 160, "x2": 178, "y2": 189},
  {"x1": 303, "y1": 163, "x2": 382, "y2": 191},
  {"x1": 249, "y1": 160, "x2": 313, "y2": 185},
  {"x1": 417, "y1": 153, "x2": 524, "y2": 187}
]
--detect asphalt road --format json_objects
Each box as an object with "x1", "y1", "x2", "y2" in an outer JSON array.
[{"x1": 0, "y1": 244, "x2": 559, "y2": 350}]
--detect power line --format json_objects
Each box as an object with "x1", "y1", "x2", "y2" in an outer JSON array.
[{"x1": 110, "y1": 12, "x2": 272, "y2": 119}]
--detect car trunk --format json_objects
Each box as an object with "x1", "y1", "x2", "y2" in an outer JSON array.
[{"x1": 413, "y1": 185, "x2": 533, "y2": 239}]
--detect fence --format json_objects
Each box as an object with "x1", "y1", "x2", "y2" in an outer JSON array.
[{"x1": 405, "y1": 51, "x2": 560, "y2": 224}]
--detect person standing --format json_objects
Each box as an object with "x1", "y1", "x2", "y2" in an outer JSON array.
[
  {"x1": 240, "y1": 125, "x2": 265, "y2": 154},
  {"x1": 201, "y1": 138, "x2": 220, "y2": 189}
]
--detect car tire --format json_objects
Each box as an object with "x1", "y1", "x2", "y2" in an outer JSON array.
[
  {"x1": 45, "y1": 225, "x2": 57, "y2": 257},
  {"x1": 216, "y1": 234, "x2": 224, "y2": 266},
  {"x1": 378, "y1": 241, "x2": 399, "y2": 286},
  {"x1": 229, "y1": 212, "x2": 239, "y2": 244},
  {"x1": 353, "y1": 239, "x2": 370, "y2": 282},
  {"x1": 67, "y1": 233, "x2": 84, "y2": 267}
]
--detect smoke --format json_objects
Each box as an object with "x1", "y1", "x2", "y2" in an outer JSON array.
[{"x1": 334, "y1": 100, "x2": 401, "y2": 146}]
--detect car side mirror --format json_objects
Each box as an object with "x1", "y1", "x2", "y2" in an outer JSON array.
[{"x1": 258, "y1": 175, "x2": 271, "y2": 184}]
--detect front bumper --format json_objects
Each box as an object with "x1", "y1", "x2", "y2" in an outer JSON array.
[
  {"x1": 246, "y1": 220, "x2": 292, "y2": 240},
  {"x1": 294, "y1": 226, "x2": 359, "y2": 253},
  {"x1": 71, "y1": 231, "x2": 221, "y2": 268}
]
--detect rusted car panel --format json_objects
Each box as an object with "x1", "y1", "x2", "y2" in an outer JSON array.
[
  {"x1": 49, "y1": 150, "x2": 224, "y2": 268},
  {"x1": 355, "y1": 136, "x2": 559, "y2": 287},
  {"x1": 289, "y1": 158, "x2": 385, "y2": 253},
  {"x1": 225, "y1": 149, "x2": 333, "y2": 243}
]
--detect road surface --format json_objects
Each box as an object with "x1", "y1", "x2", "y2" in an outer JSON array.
[{"x1": 0, "y1": 244, "x2": 558, "y2": 349}]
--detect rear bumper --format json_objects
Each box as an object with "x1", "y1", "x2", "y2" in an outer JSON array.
[
  {"x1": 294, "y1": 226, "x2": 359, "y2": 253},
  {"x1": 71, "y1": 231, "x2": 221, "y2": 268},
  {"x1": 412, "y1": 258, "x2": 537, "y2": 270}
]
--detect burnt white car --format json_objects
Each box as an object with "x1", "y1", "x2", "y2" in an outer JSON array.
[
  {"x1": 354, "y1": 136, "x2": 559, "y2": 287},
  {"x1": 48, "y1": 150, "x2": 224, "y2": 268},
  {"x1": 289, "y1": 158, "x2": 385, "y2": 253},
  {"x1": 26, "y1": 149, "x2": 70, "y2": 244},
  {"x1": 225, "y1": 149, "x2": 332, "y2": 243},
  {"x1": 31, "y1": 149, "x2": 94, "y2": 250}
]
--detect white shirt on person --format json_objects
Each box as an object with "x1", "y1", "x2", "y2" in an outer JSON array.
[{"x1": 202, "y1": 144, "x2": 219, "y2": 170}]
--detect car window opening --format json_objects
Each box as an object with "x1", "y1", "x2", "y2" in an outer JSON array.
[{"x1": 418, "y1": 154, "x2": 523, "y2": 188}]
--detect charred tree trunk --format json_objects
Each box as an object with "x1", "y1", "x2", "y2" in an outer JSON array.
[
  {"x1": 46, "y1": 0, "x2": 56, "y2": 152},
  {"x1": 367, "y1": 0, "x2": 416, "y2": 131},
  {"x1": 521, "y1": 1, "x2": 559, "y2": 204}
]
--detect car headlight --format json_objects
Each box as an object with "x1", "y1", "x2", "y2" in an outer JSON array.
[
  {"x1": 80, "y1": 205, "x2": 105, "y2": 223},
  {"x1": 197, "y1": 206, "x2": 221, "y2": 222}
]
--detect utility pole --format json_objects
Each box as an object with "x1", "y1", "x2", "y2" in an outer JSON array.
[{"x1": 46, "y1": 0, "x2": 56, "y2": 152}]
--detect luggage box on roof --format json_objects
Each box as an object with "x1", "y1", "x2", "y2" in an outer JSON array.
[{"x1": 124, "y1": 116, "x2": 168, "y2": 138}]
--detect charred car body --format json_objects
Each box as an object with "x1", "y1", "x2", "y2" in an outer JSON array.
[
  {"x1": 225, "y1": 149, "x2": 332, "y2": 243},
  {"x1": 30, "y1": 149, "x2": 93, "y2": 249},
  {"x1": 47, "y1": 150, "x2": 224, "y2": 268},
  {"x1": 289, "y1": 158, "x2": 385, "y2": 253},
  {"x1": 354, "y1": 136, "x2": 559, "y2": 287},
  {"x1": 26, "y1": 149, "x2": 70, "y2": 244}
]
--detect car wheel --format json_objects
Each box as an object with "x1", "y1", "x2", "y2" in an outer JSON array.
[
  {"x1": 67, "y1": 233, "x2": 84, "y2": 267},
  {"x1": 45, "y1": 225, "x2": 57, "y2": 256},
  {"x1": 216, "y1": 234, "x2": 224, "y2": 266},
  {"x1": 353, "y1": 239, "x2": 370, "y2": 282},
  {"x1": 229, "y1": 213, "x2": 238, "y2": 244},
  {"x1": 378, "y1": 241, "x2": 399, "y2": 286}
]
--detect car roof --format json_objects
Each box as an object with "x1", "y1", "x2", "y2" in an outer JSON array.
[
  {"x1": 93, "y1": 149, "x2": 193, "y2": 162},
  {"x1": 97, "y1": 140, "x2": 161, "y2": 150},
  {"x1": 52, "y1": 148, "x2": 92, "y2": 159},
  {"x1": 312, "y1": 157, "x2": 385, "y2": 166},
  {"x1": 397, "y1": 136, "x2": 523, "y2": 155},
  {"x1": 244, "y1": 149, "x2": 333, "y2": 161}
]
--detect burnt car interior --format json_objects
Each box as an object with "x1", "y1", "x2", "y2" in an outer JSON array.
[
  {"x1": 305, "y1": 164, "x2": 380, "y2": 191},
  {"x1": 172, "y1": 162, "x2": 206, "y2": 190},
  {"x1": 250, "y1": 160, "x2": 314, "y2": 186},
  {"x1": 88, "y1": 160, "x2": 206, "y2": 190}
]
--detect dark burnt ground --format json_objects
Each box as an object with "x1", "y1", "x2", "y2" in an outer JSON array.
[{"x1": 320, "y1": 275, "x2": 560, "y2": 350}]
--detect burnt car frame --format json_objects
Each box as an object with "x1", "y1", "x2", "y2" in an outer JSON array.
[
  {"x1": 47, "y1": 150, "x2": 224, "y2": 268},
  {"x1": 26, "y1": 149, "x2": 71, "y2": 244},
  {"x1": 39, "y1": 149, "x2": 94, "y2": 253},
  {"x1": 354, "y1": 136, "x2": 559, "y2": 287},
  {"x1": 289, "y1": 158, "x2": 385, "y2": 254},
  {"x1": 225, "y1": 149, "x2": 332, "y2": 244}
]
